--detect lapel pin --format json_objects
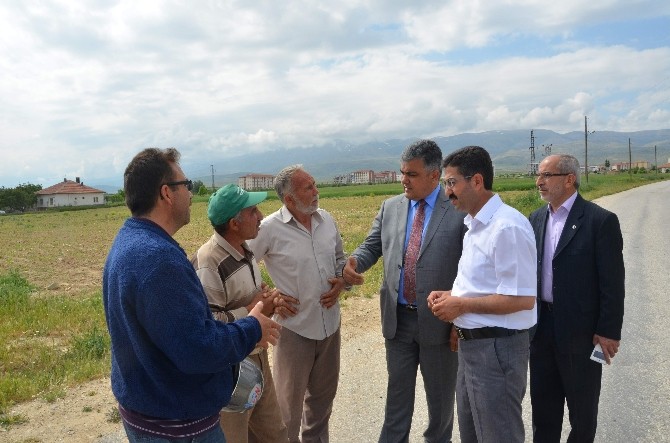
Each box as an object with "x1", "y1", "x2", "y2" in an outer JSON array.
[{"x1": 572, "y1": 225, "x2": 576, "y2": 229}]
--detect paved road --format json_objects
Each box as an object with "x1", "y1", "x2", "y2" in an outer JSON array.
[
  {"x1": 327, "y1": 180, "x2": 670, "y2": 443},
  {"x1": 99, "y1": 180, "x2": 670, "y2": 443},
  {"x1": 590, "y1": 180, "x2": 670, "y2": 443}
]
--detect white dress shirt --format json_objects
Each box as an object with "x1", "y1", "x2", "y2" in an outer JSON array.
[
  {"x1": 451, "y1": 194, "x2": 537, "y2": 330},
  {"x1": 248, "y1": 206, "x2": 345, "y2": 340}
]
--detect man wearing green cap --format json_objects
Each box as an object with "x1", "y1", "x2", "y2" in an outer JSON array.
[{"x1": 192, "y1": 184, "x2": 289, "y2": 443}]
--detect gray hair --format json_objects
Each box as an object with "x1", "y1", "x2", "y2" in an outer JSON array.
[
  {"x1": 274, "y1": 164, "x2": 305, "y2": 202},
  {"x1": 401, "y1": 139, "x2": 443, "y2": 173},
  {"x1": 555, "y1": 154, "x2": 581, "y2": 189}
]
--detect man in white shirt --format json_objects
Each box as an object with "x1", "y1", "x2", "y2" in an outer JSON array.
[
  {"x1": 428, "y1": 146, "x2": 537, "y2": 443},
  {"x1": 248, "y1": 165, "x2": 347, "y2": 443}
]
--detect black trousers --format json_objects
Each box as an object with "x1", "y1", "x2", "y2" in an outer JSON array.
[{"x1": 529, "y1": 303, "x2": 603, "y2": 443}]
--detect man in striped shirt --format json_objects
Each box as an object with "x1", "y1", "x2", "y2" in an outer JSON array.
[{"x1": 193, "y1": 184, "x2": 289, "y2": 443}]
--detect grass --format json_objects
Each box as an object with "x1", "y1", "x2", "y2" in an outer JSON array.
[
  {"x1": 0, "y1": 172, "x2": 668, "y2": 418},
  {"x1": 0, "y1": 411, "x2": 28, "y2": 428},
  {"x1": 0, "y1": 271, "x2": 109, "y2": 415},
  {"x1": 106, "y1": 406, "x2": 121, "y2": 423}
]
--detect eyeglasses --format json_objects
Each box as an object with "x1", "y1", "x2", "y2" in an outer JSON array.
[
  {"x1": 164, "y1": 180, "x2": 194, "y2": 192},
  {"x1": 442, "y1": 176, "x2": 472, "y2": 188},
  {"x1": 535, "y1": 172, "x2": 570, "y2": 179}
]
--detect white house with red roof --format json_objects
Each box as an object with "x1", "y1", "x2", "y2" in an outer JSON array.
[
  {"x1": 35, "y1": 177, "x2": 106, "y2": 209},
  {"x1": 660, "y1": 158, "x2": 670, "y2": 173}
]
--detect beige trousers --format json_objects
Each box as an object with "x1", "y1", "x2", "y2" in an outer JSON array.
[{"x1": 272, "y1": 327, "x2": 341, "y2": 443}]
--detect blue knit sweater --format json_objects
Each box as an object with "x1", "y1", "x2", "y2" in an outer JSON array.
[{"x1": 103, "y1": 217, "x2": 261, "y2": 419}]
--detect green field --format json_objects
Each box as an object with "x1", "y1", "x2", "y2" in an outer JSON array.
[{"x1": 0, "y1": 172, "x2": 668, "y2": 421}]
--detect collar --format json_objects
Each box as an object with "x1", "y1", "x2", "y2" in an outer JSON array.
[
  {"x1": 213, "y1": 231, "x2": 250, "y2": 261},
  {"x1": 547, "y1": 190, "x2": 578, "y2": 215},
  {"x1": 409, "y1": 183, "x2": 441, "y2": 209},
  {"x1": 279, "y1": 205, "x2": 323, "y2": 224},
  {"x1": 464, "y1": 193, "x2": 503, "y2": 227}
]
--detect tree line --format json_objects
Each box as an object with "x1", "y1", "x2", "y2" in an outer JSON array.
[{"x1": 0, "y1": 184, "x2": 42, "y2": 213}]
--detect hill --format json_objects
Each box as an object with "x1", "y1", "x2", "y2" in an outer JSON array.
[{"x1": 139, "y1": 129, "x2": 670, "y2": 187}]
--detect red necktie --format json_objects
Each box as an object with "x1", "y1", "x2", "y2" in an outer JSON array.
[{"x1": 403, "y1": 200, "x2": 426, "y2": 305}]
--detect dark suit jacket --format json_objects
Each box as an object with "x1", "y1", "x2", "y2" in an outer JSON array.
[
  {"x1": 529, "y1": 194, "x2": 625, "y2": 354},
  {"x1": 351, "y1": 188, "x2": 466, "y2": 346}
]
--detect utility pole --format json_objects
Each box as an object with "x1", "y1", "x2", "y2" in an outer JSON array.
[
  {"x1": 210, "y1": 165, "x2": 215, "y2": 191},
  {"x1": 628, "y1": 137, "x2": 633, "y2": 178},
  {"x1": 584, "y1": 116, "x2": 589, "y2": 183},
  {"x1": 584, "y1": 116, "x2": 596, "y2": 182},
  {"x1": 655, "y1": 145, "x2": 658, "y2": 173},
  {"x1": 529, "y1": 130, "x2": 537, "y2": 175}
]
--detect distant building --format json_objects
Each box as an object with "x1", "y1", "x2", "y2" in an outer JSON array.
[
  {"x1": 611, "y1": 160, "x2": 650, "y2": 172},
  {"x1": 238, "y1": 173, "x2": 275, "y2": 190},
  {"x1": 348, "y1": 170, "x2": 374, "y2": 185},
  {"x1": 659, "y1": 158, "x2": 670, "y2": 173},
  {"x1": 375, "y1": 170, "x2": 398, "y2": 183},
  {"x1": 632, "y1": 160, "x2": 651, "y2": 170},
  {"x1": 333, "y1": 169, "x2": 399, "y2": 185},
  {"x1": 580, "y1": 165, "x2": 602, "y2": 173},
  {"x1": 333, "y1": 174, "x2": 350, "y2": 185},
  {"x1": 35, "y1": 178, "x2": 105, "y2": 209}
]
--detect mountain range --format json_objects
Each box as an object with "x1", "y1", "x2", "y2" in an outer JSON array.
[{"x1": 94, "y1": 129, "x2": 670, "y2": 192}]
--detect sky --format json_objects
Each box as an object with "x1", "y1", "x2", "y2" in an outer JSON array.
[{"x1": 1, "y1": 0, "x2": 669, "y2": 188}]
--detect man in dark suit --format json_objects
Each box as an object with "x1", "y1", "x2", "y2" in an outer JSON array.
[
  {"x1": 529, "y1": 154, "x2": 625, "y2": 443},
  {"x1": 343, "y1": 139, "x2": 466, "y2": 443}
]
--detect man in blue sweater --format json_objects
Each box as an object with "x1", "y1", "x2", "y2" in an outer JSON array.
[{"x1": 103, "y1": 147, "x2": 281, "y2": 443}]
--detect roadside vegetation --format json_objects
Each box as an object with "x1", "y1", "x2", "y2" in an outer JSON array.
[
  {"x1": 0, "y1": 172, "x2": 668, "y2": 425},
  {"x1": 0, "y1": 271, "x2": 109, "y2": 425}
]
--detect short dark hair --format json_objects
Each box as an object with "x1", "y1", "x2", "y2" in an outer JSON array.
[
  {"x1": 401, "y1": 139, "x2": 443, "y2": 172},
  {"x1": 442, "y1": 146, "x2": 494, "y2": 190},
  {"x1": 124, "y1": 147, "x2": 180, "y2": 216}
]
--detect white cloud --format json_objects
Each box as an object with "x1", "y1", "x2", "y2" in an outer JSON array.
[{"x1": 0, "y1": 0, "x2": 669, "y2": 186}]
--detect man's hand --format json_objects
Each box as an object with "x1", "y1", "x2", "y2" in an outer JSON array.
[
  {"x1": 248, "y1": 301, "x2": 281, "y2": 348},
  {"x1": 246, "y1": 286, "x2": 275, "y2": 317},
  {"x1": 273, "y1": 293, "x2": 300, "y2": 319},
  {"x1": 321, "y1": 277, "x2": 346, "y2": 308},
  {"x1": 427, "y1": 289, "x2": 449, "y2": 307},
  {"x1": 428, "y1": 290, "x2": 465, "y2": 322},
  {"x1": 343, "y1": 256, "x2": 364, "y2": 285},
  {"x1": 593, "y1": 334, "x2": 620, "y2": 365}
]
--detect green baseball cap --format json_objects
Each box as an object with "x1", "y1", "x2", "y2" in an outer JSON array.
[{"x1": 207, "y1": 184, "x2": 267, "y2": 226}]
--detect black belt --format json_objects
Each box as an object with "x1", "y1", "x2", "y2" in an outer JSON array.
[
  {"x1": 541, "y1": 301, "x2": 554, "y2": 312},
  {"x1": 455, "y1": 326, "x2": 527, "y2": 340},
  {"x1": 397, "y1": 303, "x2": 418, "y2": 311}
]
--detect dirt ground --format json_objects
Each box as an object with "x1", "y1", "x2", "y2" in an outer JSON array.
[{"x1": 0, "y1": 295, "x2": 380, "y2": 443}]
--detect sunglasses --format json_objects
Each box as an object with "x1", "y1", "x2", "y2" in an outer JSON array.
[{"x1": 164, "y1": 180, "x2": 194, "y2": 192}]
